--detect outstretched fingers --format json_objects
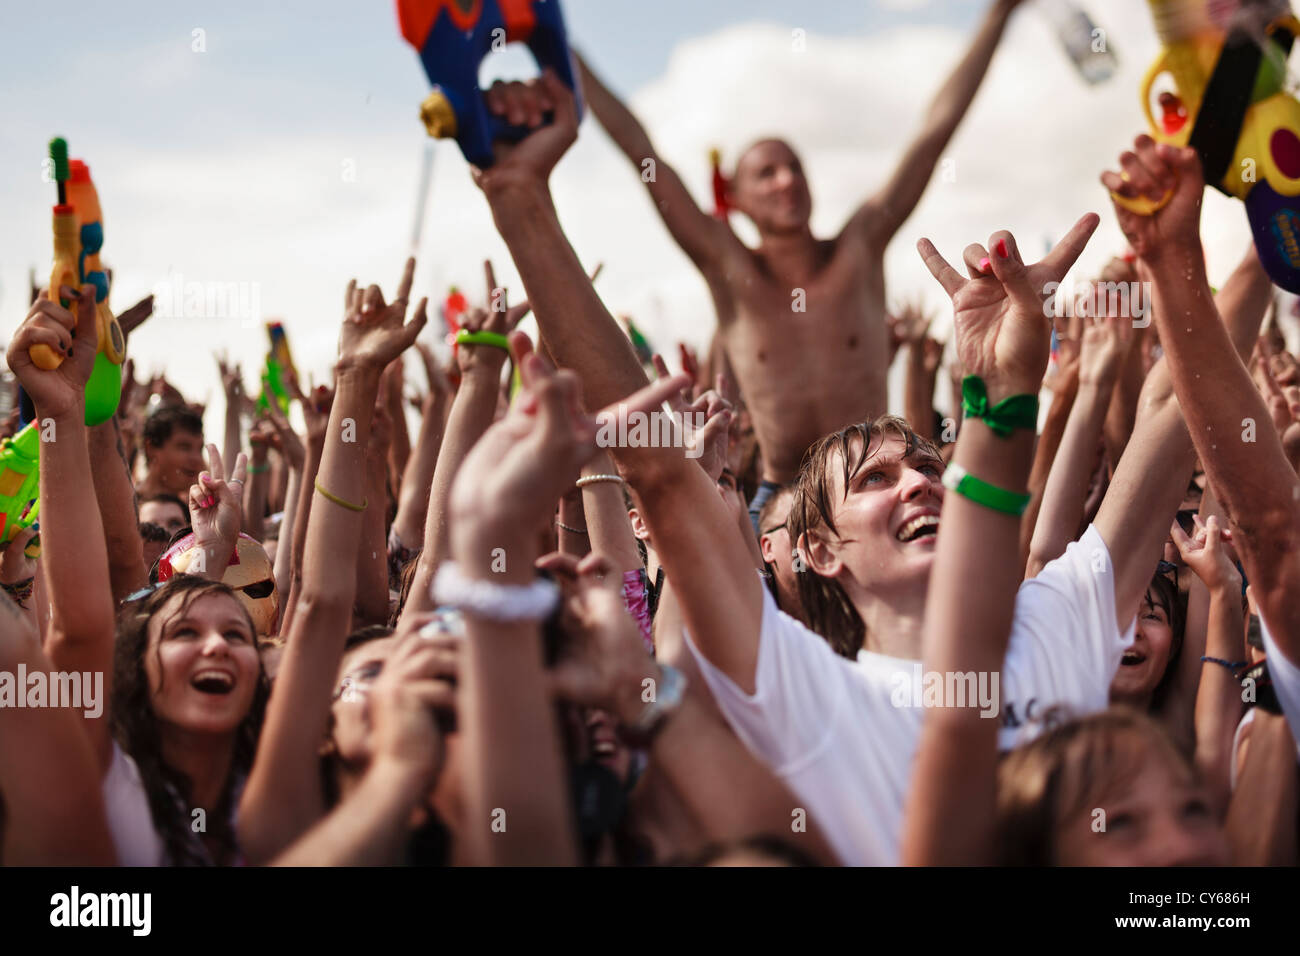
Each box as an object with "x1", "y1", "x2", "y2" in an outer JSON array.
[{"x1": 917, "y1": 238, "x2": 965, "y2": 298}]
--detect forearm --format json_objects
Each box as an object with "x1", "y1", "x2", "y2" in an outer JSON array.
[
  {"x1": 243, "y1": 458, "x2": 270, "y2": 543},
  {"x1": 353, "y1": 452, "x2": 391, "y2": 626},
  {"x1": 903, "y1": 347, "x2": 937, "y2": 441},
  {"x1": 1193, "y1": 586, "x2": 1246, "y2": 812},
  {"x1": 273, "y1": 465, "x2": 299, "y2": 620},
  {"x1": 87, "y1": 418, "x2": 147, "y2": 602},
  {"x1": 486, "y1": 182, "x2": 649, "y2": 413},
  {"x1": 390, "y1": 395, "x2": 447, "y2": 546},
  {"x1": 1019, "y1": 366, "x2": 1077, "y2": 567},
  {"x1": 41, "y1": 414, "x2": 115, "y2": 659},
  {"x1": 222, "y1": 400, "x2": 241, "y2": 488},
  {"x1": 556, "y1": 493, "x2": 589, "y2": 558},
  {"x1": 240, "y1": 367, "x2": 379, "y2": 862},
  {"x1": 575, "y1": 52, "x2": 657, "y2": 169},
  {"x1": 455, "y1": 525, "x2": 577, "y2": 866},
  {"x1": 580, "y1": 458, "x2": 641, "y2": 574},
  {"x1": 1027, "y1": 381, "x2": 1110, "y2": 576},
  {"x1": 1103, "y1": 342, "x2": 1143, "y2": 468},
  {"x1": 904, "y1": 418, "x2": 1035, "y2": 866},
  {"x1": 1147, "y1": 249, "x2": 1292, "y2": 546},
  {"x1": 1225, "y1": 711, "x2": 1297, "y2": 864},
  {"x1": 270, "y1": 759, "x2": 425, "y2": 866},
  {"x1": 405, "y1": 367, "x2": 503, "y2": 618},
  {"x1": 386, "y1": 377, "x2": 411, "y2": 500}
]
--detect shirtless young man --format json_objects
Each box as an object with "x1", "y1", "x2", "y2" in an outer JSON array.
[{"x1": 577, "y1": 0, "x2": 1028, "y2": 507}]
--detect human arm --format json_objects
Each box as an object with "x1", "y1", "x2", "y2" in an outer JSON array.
[
  {"x1": 1026, "y1": 312, "x2": 1124, "y2": 578},
  {"x1": 1103, "y1": 137, "x2": 1300, "y2": 660},
  {"x1": 6, "y1": 286, "x2": 117, "y2": 768},
  {"x1": 903, "y1": 216, "x2": 1098, "y2": 865},
  {"x1": 574, "y1": 51, "x2": 734, "y2": 272},
  {"x1": 844, "y1": 0, "x2": 1024, "y2": 246},
  {"x1": 238, "y1": 264, "x2": 426, "y2": 862},
  {"x1": 87, "y1": 416, "x2": 148, "y2": 603},
  {"x1": 389, "y1": 343, "x2": 451, "y2": 550},
  {"x1": 0, "y1": 590, "x2": 116, "y2": 865}
]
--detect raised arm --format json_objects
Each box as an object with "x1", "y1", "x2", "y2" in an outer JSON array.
[
  {"x1": 400, "y1": 299, "x2": 518, "y2": 621},
  {"x1": 904, "y1": 217, "x2": 1097, "y2": 865},
  {"x1": 845, "y1": 0, "x2": 1024, "y2": 246},
  {"x1": 0, "y1": 590, "x2": 115, "y2": 865},
  {"x1": 6, "y1": 286, "x2": 116, "y2": 768},
  {"x1": 87, "y1": 416, "x2": 148, "y2": 602},
  {"x1": 1026, "y1": 312, "x2": 1124, "y2": 578},
  {"x1": 1102, "y1": 137, "x2": 1300, "y2": 657},
  {"x1": 238, "y1": 264, "x2": 426, "y2": 863},
  {"x1": 475, "y1": 73, "x2": 766, "y2": 690},
  {"x1": 574, "y1": 51, "x2": 733, "y2": 271}
]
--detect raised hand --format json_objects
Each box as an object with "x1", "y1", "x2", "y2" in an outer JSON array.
[
  {"x1": 116, "y1": 294, "x2": 155, "y2": 344},
  {"x1": 890, "y1": 296, "x2": 933, "y2": 347},
  {"x1": 917, "y1": 214, "x2": 1100, "y2": 403},
  {"x1": 366, "y1": 630, "x2": 456, "y2": 791},
  {"x1": 483, "y1": 259, "x2": 532, "y2": 331},
  {"x1": 6, "y1": 285, "x2": 98, "y2": 420},
  {"x1": 189, "y1": 442, "x2": 248, "y2": 549},
  {"x1": 1170, "y1": 514, "x2": 1240, "y2": 595},
  {"x1": 472, "y1": 70, "x2": 579, "y2": 190},
  {"x1": 1101, "y1": 135, "x2": 1205, "y2": 262},
  {"x1": 539, "y1": 551, "x2": 658, "y2": 724},
  {"x1": 338, "y1": 258, "x2": 428, "y2": 374},
  {"x1": 449, "y1": 334, "x2": 692, "y2": 547},
  {"x1": 651, "y1": 354, "x2": 733, "y2": 482},
  {"x1": 1077, "y1": 312, "x2": 1127, "y2": 388}
]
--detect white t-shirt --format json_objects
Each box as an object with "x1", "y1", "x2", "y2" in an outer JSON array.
[
  {"x1": 1257, "y1": 613, "x2": 1300, "y2": 759},
  {"x1": 102, "y1": 742, "x2": 166, "y2": 867},
  {"x1": 686, "y1": 524, "x2": 1133, "y2": 866}
]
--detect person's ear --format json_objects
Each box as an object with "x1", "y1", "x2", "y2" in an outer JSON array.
[
  {"x1": 628, "y1": 507, "x2": 651, "y2": 543},
  {"x1": 759, "y1": 533, "x2": 776, "y2": 564},
  {"x1": 799, "y1": 529, "x2": 842, "y2": 579}
]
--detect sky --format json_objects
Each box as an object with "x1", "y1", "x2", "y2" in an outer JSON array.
[{"x1": 0, "y1": 0, "x2": 1269, "y2": 428}]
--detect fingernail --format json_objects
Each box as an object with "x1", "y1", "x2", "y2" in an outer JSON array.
[
  {"x1": 978, "y1": 257, "x2": 991, "y2": 272},
  {"x1": 995, "y1": 239, "x2": 1009, "y2": 258}
]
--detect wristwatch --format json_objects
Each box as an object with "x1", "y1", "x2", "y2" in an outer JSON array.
[{"x1": 621, "y1": 664, "x2": 687, "y2": 746}]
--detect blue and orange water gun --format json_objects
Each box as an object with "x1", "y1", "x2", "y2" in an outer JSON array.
[
  {"x1": 1113, "y1": 1, "x2": 1300, "y2": 291},
  {"x1": 396, "y1": 0, "x2": 583, "y2": 167},
  {"x1": 36, "y1": 137, "x2": 126, "y2": 425}
]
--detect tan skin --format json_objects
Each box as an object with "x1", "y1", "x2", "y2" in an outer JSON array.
[{"x1": 575, "y1": 0, "x2": 1027, "y2": 483}]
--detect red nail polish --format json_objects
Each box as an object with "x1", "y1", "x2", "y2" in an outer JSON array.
[
  {"x1": 995, "y1": 239, "x2": 1009, "y2": 258},
  {"x1": 978, "y1": 257, "x2": 991, "y2": 272}
]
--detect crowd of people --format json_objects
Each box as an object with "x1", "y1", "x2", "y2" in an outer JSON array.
[{"x1": 2, "y1": 0, "x2": 1299, "y2": 867}]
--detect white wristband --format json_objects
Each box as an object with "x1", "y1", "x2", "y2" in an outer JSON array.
[{"x1": 432, "y1": 561, "x2": 560, "y2": 622}]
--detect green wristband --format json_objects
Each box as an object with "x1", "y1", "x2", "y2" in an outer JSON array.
[
  {"x1": 455, "y1": 329, "x2": 511, "y2": 352},
  {"x1": 961, "y1": 375, "x2": 1038, "y2": 438},
  {"x1": 942, "y1": 463, "x2": 1031, "y2": 516},
  {"x1": 247, "y1": 462, "x2": 270, "y2": 474}
]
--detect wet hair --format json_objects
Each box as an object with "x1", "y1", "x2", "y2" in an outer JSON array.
[
  {"x1": 111, "y1": 576, "x2": 268, "y2": 866},
  {"x1": 142, "y1": 405, "x2": 203, "y2": 451},
  {"x1": 788, "y1": 417, "x2": 943, "y2": 658},
  {"x1": 995, "y1": 708, "x2": 1197, "y2": 866}
]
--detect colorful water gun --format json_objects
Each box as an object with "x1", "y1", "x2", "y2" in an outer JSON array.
[
  {"x1": 0, "y1": 424, "x2": 41, "y2": 546},
  {"x1": 258, "y1": 322, "x2": 295, "y2": 415},
  {"x1": 1113, "y1": 1, "x2": 1300, "y2": 291},
  {"x1": 37, "y1": 138, "x2": 126, "y2": 426},
  {"x1": 396, "y1": 0, "x2": 583, "y2": 167}
]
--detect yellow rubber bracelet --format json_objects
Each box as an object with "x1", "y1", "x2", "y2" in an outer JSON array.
[{"x1": 314, "y1": 479, "x2": 367, "y2": 512}]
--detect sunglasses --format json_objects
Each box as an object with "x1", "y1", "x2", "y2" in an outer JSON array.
[{"x1": 1155, "y1": 559, "x2": 1179, "y2": 591}]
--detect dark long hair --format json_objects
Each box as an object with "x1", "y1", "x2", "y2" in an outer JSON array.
[{"x1": 111, "y1": 576, "x2": 269, "y2": 866}]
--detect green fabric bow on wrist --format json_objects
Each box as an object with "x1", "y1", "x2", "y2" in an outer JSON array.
[{"x1": 961, "y1": 375, "x2": 1038, "y2": 438}]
